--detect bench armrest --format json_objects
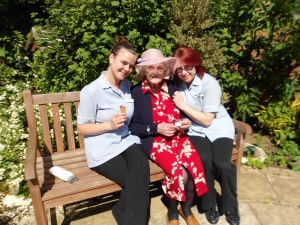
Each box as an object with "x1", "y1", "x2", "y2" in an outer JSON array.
[
  {"x1": 24, "y1": 130, "x2": 38, "y2": 181},
  {"x1": 232, "y1": 119, "x2": 252, "y2": 135}
]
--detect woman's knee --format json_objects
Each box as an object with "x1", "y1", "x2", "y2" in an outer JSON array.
[{"x1": 214, "y1": 162, "x2": 236, "y2": 177}]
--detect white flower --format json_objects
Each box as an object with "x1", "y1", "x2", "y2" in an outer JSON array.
[{"x1": 3, "y1": 195, "x2": 31, "y2": 208}]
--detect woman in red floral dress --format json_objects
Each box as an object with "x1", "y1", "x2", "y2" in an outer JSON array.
[{"x1": 130, "y1": 49, "x2": 207, "y2": 225}]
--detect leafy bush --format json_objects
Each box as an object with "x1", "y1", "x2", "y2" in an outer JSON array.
[
  {"x1": 209, "y1": 0, "x2": 300, "y2": 120},
  {"x1": 255, "y1": 97, "x2": 300, "y2": 170},
  {"x1": 31, "y1": 0, "x2": 173, "y2": 93},
  {"x1": 170, "y1": 0, "x2": 227, "y2": 77}
]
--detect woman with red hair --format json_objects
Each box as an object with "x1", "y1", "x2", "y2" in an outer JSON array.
[{"x1": 172, "y1": 46, "x2": 240, "y2": 225}]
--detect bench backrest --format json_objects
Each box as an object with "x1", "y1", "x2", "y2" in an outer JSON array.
[{"x1": 23, "y1": 90, "x2": 84, "y2": 157}]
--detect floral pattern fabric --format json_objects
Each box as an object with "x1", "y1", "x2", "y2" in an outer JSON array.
[{"x1": 142, "y1": 77, "x2": 207, "y2": 201}]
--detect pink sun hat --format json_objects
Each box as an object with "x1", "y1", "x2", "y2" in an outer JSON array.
[{"x1": 135, "y1": 49, "x2": 177, "y2": 75}]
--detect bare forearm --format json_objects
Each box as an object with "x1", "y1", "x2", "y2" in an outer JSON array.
[
  {"x1": 179, "y1": 104, "x2": 215, "y2": 127},
  {"x1": 77, "y1": 123, "x2": 113, "y2": 135}
]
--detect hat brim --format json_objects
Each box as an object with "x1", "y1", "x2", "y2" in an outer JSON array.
[{"x1": 135, "y1": 57, "x2": 177, "y2": 75}]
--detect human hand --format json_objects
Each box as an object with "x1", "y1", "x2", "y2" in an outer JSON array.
[
  {"x1": 172, "y1": 91, "x2": 185, "y2": 109},
  {"x1": 157, "y1": 123, "x2": 178, "y2": 137},
  {"x1": 110, "y1": 113, "x2": 127, "y2": 130},
  {"x1": 179, "y1": 118, "x2": 191, "y2": 131}
]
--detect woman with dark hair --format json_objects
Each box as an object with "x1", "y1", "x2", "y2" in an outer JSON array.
[
  {"x1": 172, "y1": 46, "x2": 240, "y2": 225},
  {"x1": 77, "y1": 36, "x2": 150, "y2": 225},
  {"x1": 130, "y1": 48, "x2": 207, "y2": 225}
]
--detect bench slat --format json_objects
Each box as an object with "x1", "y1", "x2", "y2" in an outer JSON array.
[
  {"x1": 75, "y1": 101, "x2": 85, "y2": 148},
  {"x1": 63, "y1": 102, "x2": 76, "y2": 150},
  {"x1": 39, "y1": 104, "x2": 53, "y2": 155},
  {"x1": 32, "y1": 91, "x2": 80, "y2": 104},
  {"x1": 52, "y1": 103, "x2": 64, "y2": 153}
]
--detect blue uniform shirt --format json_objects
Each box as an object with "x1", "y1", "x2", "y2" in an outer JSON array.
[
  {"x1": 77, "y1": 71, "x2": 141, "y2": 167},
  {"x1": 178, "y1": 73, "x2": 234, "y2": 142}
]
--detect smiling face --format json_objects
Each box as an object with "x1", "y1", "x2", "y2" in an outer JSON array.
[
  {"x1": 175, "y1": 63, "x2": 197, "y2": 87},
  {"x1": 145, "y1": 63, "x2": 165, "y2": 88},
  {"x1": 109, "y1": 48, "x2": 137, "y2": 81}
]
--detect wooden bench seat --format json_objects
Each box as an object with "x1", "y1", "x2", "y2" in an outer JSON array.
[{"x1": 23, "y1": 90, "x2": 251, "y2": 225}]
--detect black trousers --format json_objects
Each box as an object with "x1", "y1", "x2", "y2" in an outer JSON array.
[
  {"x1": 91, "y1": 144, "x2": 150, "y2": 225},
  {"x1": 189, "y1": 136, "x2": 238, "y2": 213}
]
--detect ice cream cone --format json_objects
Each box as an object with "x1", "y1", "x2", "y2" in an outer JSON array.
[{"x1": 119, "y1": 105, "x2": 126, "y2": 113}]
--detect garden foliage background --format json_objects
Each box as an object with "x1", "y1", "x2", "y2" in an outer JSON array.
[{"x1": 0, "y1": 0, "x2": 299, "y2": 197}]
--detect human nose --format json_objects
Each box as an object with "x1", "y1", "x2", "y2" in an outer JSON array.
[
  {"x1": 181, "y1": 68, "x2": 188, "y2": 75},
  {"x1": 124, "y1": 64, "x2": 130, "y2": 71}
]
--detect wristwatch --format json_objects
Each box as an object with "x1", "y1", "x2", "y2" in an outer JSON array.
[{"x1": 147, "y1": 125, "x2": 151, "y2": 134}]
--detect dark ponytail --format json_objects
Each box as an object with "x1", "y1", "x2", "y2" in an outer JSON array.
[{"x1": 110, "y1": 35, "x2": 137, "y2": 57}]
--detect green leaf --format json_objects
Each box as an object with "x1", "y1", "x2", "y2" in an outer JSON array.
[{"x1": 111, "y1": 1, "x2": 120, "y2": 6}]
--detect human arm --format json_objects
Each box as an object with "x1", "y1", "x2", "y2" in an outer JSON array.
[
  {"x1": 172, "y1": 77, "x2": 221, "y2": 127},
  {"x1": 77, "y1": 85, "x2": 128, "y2": 135},
  {"x1": 177, "y1": 117, "x2": 191, "y2": 131},
  {"x1": 129, "y1": 83, "x2": 178, "y2": 137},
  {"x1": 173, "y1": 92, "x2": 215, "y2": 127},
  {"x1": 77, "y1": 112, "x2": 127, "y2": 135}
]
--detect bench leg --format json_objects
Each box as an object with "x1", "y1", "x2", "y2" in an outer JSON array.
[{"x1": 28, "y1": 180, "x2": 48, "y2": 225}]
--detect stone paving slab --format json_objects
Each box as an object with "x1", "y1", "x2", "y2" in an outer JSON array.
[
  {"x1": 248, "y1": 202, "x2": 300, "y2": 225},
  {"x1": 267, "y1": 175, "x2": 300, "y2": 205},
  {"x1": 238, "y1": 172, "x2": 277, "y2": 203}
]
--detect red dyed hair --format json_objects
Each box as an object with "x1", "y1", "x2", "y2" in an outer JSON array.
[{"x1": 172, "y1": 47, "x2": 205, "y2": 81}]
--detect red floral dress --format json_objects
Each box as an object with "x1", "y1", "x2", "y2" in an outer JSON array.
[{"x1": 141, "y1": 77, "x2": 207, "y2": 201}]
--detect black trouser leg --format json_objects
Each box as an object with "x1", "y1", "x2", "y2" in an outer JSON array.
[
  {"x1": 212, "y1": 138, "x2": 238, "y2": 213},
  {"x1": 189, "y1": 136, "x2": 216, "y2": 211},
  {"x1": 92, "y1": 144, "x2": 150, "y2": 225}
]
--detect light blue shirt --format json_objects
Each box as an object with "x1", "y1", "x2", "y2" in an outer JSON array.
[
  {"x1": 77, "y1": 71, "x2": 141, "y2": 168},
  {"x1": 178, "y1": 73, "x2": 234, "y2": 142}
]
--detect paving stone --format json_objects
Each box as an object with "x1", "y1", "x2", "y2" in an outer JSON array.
[
  {"x1": 245, "y1": 166, "x2": 261, "y2": 173},
  {"x1": 285, "y1": 170, "x2": 300, "y2": 179},
  {"x1": 249, "y1": 202, "x2": 300, "y2": 225},
  {"x1": 238, "y1": 172, "x2": 278, "y2": 203},
  {"x1": 267, "y1": 174, "x2": 300, "y2": 205}
]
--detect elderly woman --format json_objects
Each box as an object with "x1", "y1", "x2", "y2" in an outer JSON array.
[{"x1": 130, "y1": 49, "x2": 207, "y2": 225}]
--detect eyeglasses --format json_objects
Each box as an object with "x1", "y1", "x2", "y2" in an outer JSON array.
[
  {"x1": 146, "y1": 65, "x2": 164, "y2": 73},
  {"x1": 175, "y1": 65, "x2": 194, "y2": 74}
]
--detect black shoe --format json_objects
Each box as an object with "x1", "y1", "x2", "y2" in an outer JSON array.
[
  {"x1": 205, "y1": 204, "x2": 219, "y2": 224},
  {"x1": 112, "y1": 205, "x2": 122, "y2": 225},
  {"x1": 225, "y1": 207, "x2": 240, "y2": 225}
]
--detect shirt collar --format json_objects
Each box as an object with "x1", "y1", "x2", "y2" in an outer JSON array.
[
  {"x1": 98, "y1": 71, "x2": 126, "y2": 90},
  {"x1": 180, "y1": 74, "x2": 201, "y2": 90},
  {"x1": 141, "y1": 76, "x2": 168, "y2": 94}
]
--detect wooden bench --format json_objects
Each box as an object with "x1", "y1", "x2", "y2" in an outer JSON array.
[{"x1": 22, "y1": 90, "x2": 252, "y2": 225}]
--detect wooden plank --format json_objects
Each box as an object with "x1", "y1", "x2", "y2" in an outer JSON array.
[
  {"x1": 32, "y1": 92, "x2": 80, "y2": 104},
  {"x1": 24, "y1": 130, "x2": 38, "y2": 181},
  {"x1": 28, "y1": 179, "x2": 48, "y2": 225},
  {"x1": 232, "y1": 119, "x2": 252, "y2": 134},
  {"x1": 43, "y1": 184, "x2": 122, "y2": 210},
  {"x1": 63, "y1": 102, "x2": 76, "y2": 150},
  {"x1": 37, "y1": 155, "x2": 88, "y2": 170},
  {"x1": 52, "y1": 103, "x2": 64, "y2": 152},
  {"x1": 41, "y1": 169, "x2": 165, "y2": 202},
  {"x1": 36, "y1": 148, "x2": 85, "y2": 163},
  {"x1": 39, "y1": 104, "x2": 53, "y2": 154},
  {"x1": 23, "y1": 90, "x2": 41, "y2": 157},
  {"x1": 75, "y1": 101, "x2": 84, "y2": 148}
]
